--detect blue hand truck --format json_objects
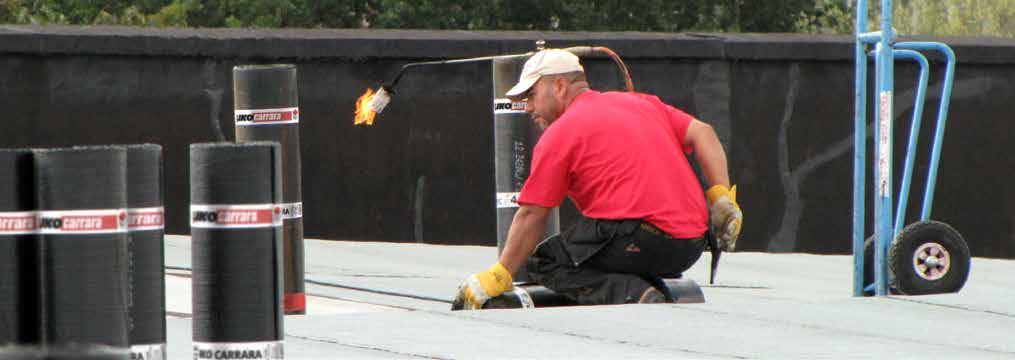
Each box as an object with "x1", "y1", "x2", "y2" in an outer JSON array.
[{"x1": 853, "y1": 0, "x2": 971, "y2": 297}]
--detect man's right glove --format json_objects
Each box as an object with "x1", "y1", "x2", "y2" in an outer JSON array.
[
  {"x1": 706, "y1": 184, "x2": 743, "y2": 251},
  {"x1": 451, "y1": 262, "x2": 514, "y2": 310}
]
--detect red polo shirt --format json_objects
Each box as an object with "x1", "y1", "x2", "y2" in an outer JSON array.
[{"x1": 517, "y1": 90, "x2": 708, "y2": 238}]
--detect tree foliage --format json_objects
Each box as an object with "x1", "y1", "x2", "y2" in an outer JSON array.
[{"x1": 0, "y1": 0, "x2": 1012, "y2": 37}]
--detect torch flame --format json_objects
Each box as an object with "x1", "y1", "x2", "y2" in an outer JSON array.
[{"x1": 354, "y1": 88, "x2": 377, "y2": 126}]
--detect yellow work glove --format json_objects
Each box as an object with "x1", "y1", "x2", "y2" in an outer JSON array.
[
  {"x1": 706, "y1": 185, "x2": 743, "y2": 251},
  {"x1": 453, "y1": 262, "x2": 514, "y2": 310}
]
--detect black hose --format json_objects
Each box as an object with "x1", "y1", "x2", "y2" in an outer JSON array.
[{"x1": 164, "y1": 265, "x2": 452, "y2": 305}]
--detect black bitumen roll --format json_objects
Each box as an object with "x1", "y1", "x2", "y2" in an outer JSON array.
[
  {"x1": 124, "y1": 144, "x2": 165, "y2": 360},
  {"x1": 233, "y1": 64, "x2": 305, "y2": 315},
  {"x1": 189, "y1": 142, "x2": 283, "y2": 346},
  {"x1": 0, "y1": 344, "x2": 129, "y2": 360},
  {"x1": 0, "y1": 149, "x2": 38, "y2": 345},
  {"x1": 491, "y1": 57, "x2": 560, "y2": 282},
  {"x1": 34, "y1": 146, "x2": 129, "y2": 347},
  {"x1": 480, "y1": 278, "x2": 705, "y2": 310}
]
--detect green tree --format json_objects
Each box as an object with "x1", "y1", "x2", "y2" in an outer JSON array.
[{"x1": 2, "y1": 1, "x2": 1011, "y2": 42}]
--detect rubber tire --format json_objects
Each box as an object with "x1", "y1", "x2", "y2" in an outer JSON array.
[
  {"x1": 862, "y1": 235, "x2": 900, "y2": 295},
  {"x1": 888, "y1": 221, "x2": 970, "y2": 295},
  {"x1": 862, "y1": 235, "x2": 875, "y2": 295}
]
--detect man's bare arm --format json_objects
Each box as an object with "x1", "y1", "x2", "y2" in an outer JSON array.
[
  {"x1": 498, "y1": 204, "x2": 552, "y2": 274},
  {"x1": 684, "y1": 119, "x2": 730, "y2": 188}
]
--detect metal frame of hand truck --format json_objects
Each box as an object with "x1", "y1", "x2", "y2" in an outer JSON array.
[{"x1": 852, "y1": 0, "x2": 958, "y2": 297}]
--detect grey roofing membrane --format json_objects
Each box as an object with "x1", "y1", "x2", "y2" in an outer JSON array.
[{"x1": 164, "y1": 235, "x2": 1015, "y2": 359}]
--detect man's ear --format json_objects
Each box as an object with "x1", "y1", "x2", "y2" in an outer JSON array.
[{"x1": 554, "y1": 77, "x2": 569, "y2": 97}]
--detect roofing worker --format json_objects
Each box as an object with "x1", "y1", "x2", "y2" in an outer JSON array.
[{"x1": 454, "y1": 49, "x2": 742, "y2": 308}]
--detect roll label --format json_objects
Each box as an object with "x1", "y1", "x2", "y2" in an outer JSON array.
[
  {"x1": 37, "y1": 209, "x2": 127, "y2": 234},
  {"x1": 190, "y1": 204, "x2": 283, "y2": 229},
  {"x1": 494, "y1": 98, "x2": 527, "y2": 114},
  {"x1": 0, "y1": 211, "x2": 36, "y2": 235},
  {"x1": 280, "y1": 202, "x2": 302, "y2": 220},
  {"x1": 131, "y1": 343, "x2": 166, "y2": 360},
  {"x1": 235, "y1": 107, "x2": 299, "y2": 126},
  {"x1": 496, "y1": 192, "x2": 521, "y2": 208},
  {"x1": 193, "y1": 341, "x2": 283, "y2": 360},
  {"x1": 129, "y1": 206, "x2": 165, "y2": 231}
]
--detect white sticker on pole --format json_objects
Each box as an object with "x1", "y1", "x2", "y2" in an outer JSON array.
[
  {"x1": 128, "y1": 206, "x2": 165, "y2": 232},
  {"x1": 190, "y1": 204, "x2": 283, "y2": 229},
  {"x1": 279, "y1": 202, "x2": 303, "y2": 220},
  {"x1": 193, "y1": 341, "x2": 284, "y2": 360},
  {"x1": 496, "y1": 192, "x2": 521, "y2": 208},
  {"x1": 494, "y1": 99, "x2": 527, "y2": 115},
  {"x1": 0, "y1": 211, "x2": 37, "y2": 235},
  {"x1": 878, "y1": 91, "x2": 892, "y2": 197},
  {"x1": 37, "y1": 209, "x2": 128, "y2": 235},
  {"x1": 235, "y1": 107, "x2": 299, "y2": 126}
]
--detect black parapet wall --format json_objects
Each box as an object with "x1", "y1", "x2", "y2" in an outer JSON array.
[{"x1": 1, "y1": 26, "x2": 1014, "y2": 259}]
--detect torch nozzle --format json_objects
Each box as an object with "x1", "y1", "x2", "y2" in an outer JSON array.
[{"x1": 368, "y1": 87, "x2": 392, "y2": 114}]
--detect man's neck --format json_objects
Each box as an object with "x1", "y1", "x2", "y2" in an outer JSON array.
[{"x1": 563, "y1": 82, "x2": 590, "y2": 108}]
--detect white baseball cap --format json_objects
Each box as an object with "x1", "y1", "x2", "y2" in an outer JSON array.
[{"x1": 505, "y1": 49, "x2": 585, "y2": 99}]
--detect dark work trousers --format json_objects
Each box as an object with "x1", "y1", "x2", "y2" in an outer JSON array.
[{"x1": 527, "y1": 216, "x2": 705, "y2": 305}]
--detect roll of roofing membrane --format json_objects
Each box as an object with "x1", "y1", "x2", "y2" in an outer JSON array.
[
  {"x1": 233, "y1": 64, "x2": 305, "y2": 315},
  {"x1": 480, "y1": 278, "x2": 705, "y2": 310},
  {"x1": 124, "y1": 144, "x2": 166, "y2": 360},
  {"x1": 0, "y1": 344, "x2": 129, "y2": 359},
  {"x1": 190, "y1": 142, "x2": 283, "y2": 360},
  {"x1": 34, "y1": 146, "x2": 129, "y2": 347},
  {"x1": 491, "y1": 57, "x2": 560, "y2": 283},
  {"x1": 0, "y1": 149, "x2": 38, "y2": 345}
]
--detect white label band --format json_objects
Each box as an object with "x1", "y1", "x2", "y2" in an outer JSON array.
[
  {"x1": 235, "y1": 107, "x2": 299, "y2": 126},
  {"x1": 280, "y1": 202, "x2": 302, "y2": 220},
  {"x1": 0, "y1": 211, "x2": 37, "y2": 235},
  {"x1": 190, "y1": 204, "x2": 283, "y2": 229},
  {"x1": 131, "y1": 343, "x2": 166, "y2": 360},
  {"x1": 494, "y1": 98, "x2": 527, "y2": 114},
  {"x1": 193, "y1": 341, "x2": 283, "y2": 360},
  {"x1": 496, "y1": 192, "x2": 521, "y2": 208},
  {"x1": 37, "y1": 209, "x2": 127, "y2": 235},
  {"x1": 878, "y1": 91, "x2": 892, "y2": 197},
  {"x1": 129, "y1": 206, "x2": 165, "y2": 231}
]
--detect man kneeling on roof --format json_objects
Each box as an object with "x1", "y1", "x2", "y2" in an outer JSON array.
[{"x1": 454, "y1": 49, "x2": 742, "y2": 308}]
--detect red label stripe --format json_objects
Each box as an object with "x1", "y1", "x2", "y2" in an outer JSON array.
[
  {"x1": 128, "y1": 207, "x2": 164, "y2": 231},
  {"x1": 191, "y1": 204, "x2": 283, "y2": 229},
  {"x1": 284, "y1": 292, "x2": 306, "y2": 312},
  {"x1": 235, "y1": 107, "x2": 299, "y2": 126},
  {"x1": 37, "y1": 209, "x2": 128, "y2": 234},
  {"x1": 0, "y1": 212, "x2": 36, "y2": 234}
]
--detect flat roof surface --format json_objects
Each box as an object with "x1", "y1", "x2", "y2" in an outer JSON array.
[{"x1": 164, "y1": 235, "x2": 1015, "y2": 359}]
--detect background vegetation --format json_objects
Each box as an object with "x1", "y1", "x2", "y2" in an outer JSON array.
[{"x1": 0, "y1": 0, "x2": 1011, "y2": 37}]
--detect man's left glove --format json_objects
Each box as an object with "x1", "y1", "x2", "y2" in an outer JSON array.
[
  {"x1": 452, "y1": 262, "x2": 514, "y2": 310},
  {"x1": 706, "y1": 184, "x2": 743, "y2": 251}
]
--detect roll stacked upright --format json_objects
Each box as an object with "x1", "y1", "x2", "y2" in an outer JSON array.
[
  {"x1": 190, "y1": 142, "x2": 284, "y2": 360},
  {"x1": 0, "y1": 149, "x2": 38, "y2": 345},
  {"x1": 34, "y1": 146, "x2": 129, "y2": 348},
  {"x1": 125, "y1": 144, "x2": 166, "y2": 360},
  {"x1": 233, "y1": 64, "x2": 306, "y2": 315}
]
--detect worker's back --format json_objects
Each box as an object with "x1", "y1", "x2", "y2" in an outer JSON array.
[{"x1": 521, "y1": 90, "x2": 708, "y2": 238}]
